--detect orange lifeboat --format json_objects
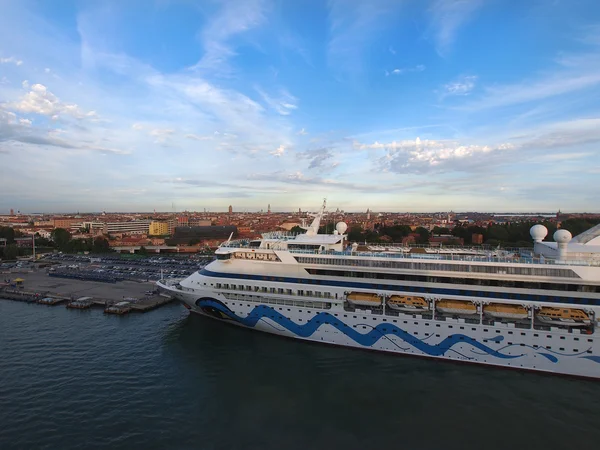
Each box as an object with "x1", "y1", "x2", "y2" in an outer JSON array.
[
  {"x1": 436, "y1": 299, "x2": 477, "y2": 315},
  {"x1": 483, "y1": 304, "x2": 528, "y2": 320},
  {"x1": 536, "y1": 307, "x2": 591, "y2": 327},
  {"x1": 387, "y1": 295, "x2": 429, "y2": 312},
  {"x1": 346, "y1": 292, "x2": 382, "y2": 307}
]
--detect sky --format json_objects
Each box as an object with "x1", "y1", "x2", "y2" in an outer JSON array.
[{"x1": 1, "y1": 0, "x2": 600, "y2": 213}]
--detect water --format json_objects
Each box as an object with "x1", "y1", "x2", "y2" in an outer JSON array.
[{"x1": 1, "y1": 300, "x2": 599, "y2": 450}]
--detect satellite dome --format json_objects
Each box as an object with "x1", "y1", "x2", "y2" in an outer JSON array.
[
  {"x1": 530, "y1": 224, "x2": 548, "y2": 242},
  {"x1": 553, "y1": 229, "x2": 572, "y2": 244},
  {"x1": 336, "y1": 222, "x2": 348, "y2": 234}
]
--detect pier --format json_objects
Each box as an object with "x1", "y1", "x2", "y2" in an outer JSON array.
[{"x1": 0, "y1": 270, "x2": 175, "y2": 313}]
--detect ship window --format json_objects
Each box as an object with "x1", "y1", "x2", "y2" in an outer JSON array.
[
  {"x1": 448, "y1": 325, "x2": 453, "y2": 329},
  {"x1": 496, "y1": 330, "x2": 501, "y2": 333},
  {"x1": 574, "y1": 337, "x2": 579, "y2": 341},
  {"x1": 546, "y1": 346, "x2": 551, "y2": 349},
  {"x1": 587, "y1": 350, "x2": 592, "y2": 353},
  {"x1": 436, "y1": 324, "x2": 440, "y2": 327},
  {"x1": 425, "y1": 323, "x2": 430, "y2": 326},
  {"x1": 560, "y1": 347, "x2": 565, "y2": 351},
  {"x1": 393, "y1": 320, "x2": 397, "y2": 323},
  {"x1": 574, "y1": 349, "x2": 578, "y2": 352},
  {"x1": 521, "y1": 332, "x2": 526, "y2": 336},
  {"x1": 460, "y1": 326, "x2": 464, "y2": 330},
  {"x1": 588, "y1": 339, "x2": 593, "y2": 342},
  {"x1": 472, "y1": 328, "x2": 476, "y2": 331},
  {"x1": 547, "y1": 335, "x2": 552, "y2": 338},
  {"x1": 414, "y1": 322, "x2": 418, "y2": 325},
  {"x1": 560, "y1": 336, "x2": 565, "y2": 340},
  {"x1": 436, "y1": 334, "x2": 440, "y2": 337},
  {"x1": 534, "y1": 334, "x2": 539, "y2": 337},
  {"x1": 508, "y1": 331, "x2": 513, "y2": 335},
  {"x1": 353, "y1": 316, "x2": 357, "y2": 318}
]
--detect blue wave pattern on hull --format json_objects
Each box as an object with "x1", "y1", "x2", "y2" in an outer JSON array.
[{"x1": 197, "y1": 299, "x2": 521, "y2": 360}]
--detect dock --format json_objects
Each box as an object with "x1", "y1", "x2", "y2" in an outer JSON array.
[{"x1": 1, "y1": 270, "x2": 176, "y2": 314}]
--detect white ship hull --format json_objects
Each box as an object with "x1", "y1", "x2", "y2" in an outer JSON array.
[{"x1": 158, "y1": 279, "x2": 600, "y2": 379}]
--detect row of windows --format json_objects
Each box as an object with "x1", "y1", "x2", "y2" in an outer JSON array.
[
  {"x1": 223, "y1": 293, "x2": 331, "y2": 309},
  {"x1": 294, "y1": 257, "x2": 579, "y2": 278},
  {"x1": 215, "y1": 282, "x2": 337, "y2": 300},
  {"x1": 304, "y1": 268, "x2": 599, "y2": 293}
]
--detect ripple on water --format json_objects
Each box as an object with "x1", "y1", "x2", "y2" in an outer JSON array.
[{"x1": 1, "y1": 300, "x2": 600, "y2": 450}]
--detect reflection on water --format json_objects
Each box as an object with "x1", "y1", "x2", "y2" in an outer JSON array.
[{"x1": 1, "y1": 300, "x2": 599, "y2": 450}]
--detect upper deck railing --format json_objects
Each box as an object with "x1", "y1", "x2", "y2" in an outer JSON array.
[{"x1": 218, "y1": 238, "x2": 600, "y2": 267}]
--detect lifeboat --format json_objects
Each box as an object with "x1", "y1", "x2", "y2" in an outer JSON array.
[
  {"x1": 387, "y1": 295, "x2": 429, "y2": 312},
  {"x1": 483, "y1": 304, "x2": 528, "y2": 320},
  {"x1": 536, "y1": 307, "x2": 591, "y2": 327},
  {"x1": 436, "y1": 299, "x2": 478, "y2": 315},
  {"x1": 346, "y1": 292, "x2": 382, "y2": 307}
]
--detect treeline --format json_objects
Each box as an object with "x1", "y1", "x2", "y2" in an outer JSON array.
[
  {"x1": 0, "y1": 226, "x2": 112, "y2": 260},
  {"x1": 340, "y1": 218, "x2": 600, "y2": 247}
]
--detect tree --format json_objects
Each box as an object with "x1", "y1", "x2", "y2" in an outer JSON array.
[
  {"x1": 415, "y1": 227, "x2": 430, "y2": 244},
  {"x1": 0, "y1": 226, "x2": 16, "y2": 243},
  {"x1": 432, "y1": 226, "x2": 451, "y2": 235},
  {"x1": 138, "y1": 246, "x2": 148, "y2": 255},
  {"x1": 51, "y1": 228, "x2": 71, "y2": 250},
  {"x1": 290, "y1": 225, "x2": 304, "y2": 234},
  {"x1": 2, "y1": 244, "x2": 18, "y2": 260},
  {"x1": 92, "y1": 237, "x2": 110, "y2": 253}
]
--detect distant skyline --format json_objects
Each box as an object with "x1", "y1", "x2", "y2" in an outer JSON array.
[{"x1": 1, "y1": 0, "x2": 600, "y2": 213}]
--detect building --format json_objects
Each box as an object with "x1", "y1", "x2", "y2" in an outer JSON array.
[
  {"x1": 149, "y1": 221, "x2": 169, "y2": 236},
  {"x1": 14, "y1": 237, "x2": 33, "y2": 248},
  {"x1": 53, "y1": 218, "x2": 80, "y2": 229},
  {"x1": 228, "y1": 205, "x2": 233, "y2": 214},
  {"x1": 103, "y1": 220, "x2": 152, "y2": 235},
  {"x1": 168, "y1": 226, "x2": 238, "y2": 245},
  {"x1": 472, "y1": 233, "x2": 484, "y2": 245}
]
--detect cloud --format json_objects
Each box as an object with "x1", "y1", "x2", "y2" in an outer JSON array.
[
  {"x1": 270, "y1": 144, "x2": 285, "y2": 157},
  {"x1": 441, "y1": 75, "x2": 477, "y2": 97},
  {"x1": 0, "y1": 109, "x2": 127, "y2": 154},
  {"x1": 185, "y1": 133, "x2": 212, "y2": 141},
  {"x1": 297, "y1": 147, "x2": 335, "y2": 169},
  {"x1": 327, "y1": 0, "x2": 401, "y2": 79},
  {"x1": 0, "y1": 56, "x2": 23, "y2": 66},
  {"x1": 297, "y1": 128, "x2": 308, "y2": 135},
  {"x1": 131, "y1": 123, "x2": 144, "y2": 130},
  {"x1": 191, "y1": 0, "x2": 268, "y2": 74},
  {"x1": 256, "y1": 87, "x2": 298, "y2": 116},
  {"x1": 355, "y1": 137, "x2": 516, "y2": 174},
  {"x1": 388, "y1": 65, "x2": 426, "y2": 76},
  {"x1": 428, "y1": 0, "x2": 483, "y2": 54},
  {"x1": 6, "y1": 83, "x2": 94, "y2": 119}
]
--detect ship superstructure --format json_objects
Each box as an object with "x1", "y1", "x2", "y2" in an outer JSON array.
[{"x1": 158, "y1": 202, "x2": 600, "y2": 378}]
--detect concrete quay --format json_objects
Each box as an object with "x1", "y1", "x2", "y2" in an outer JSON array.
[{"x1": 1, "y1": 270, "x2": 176, "y2": 313}]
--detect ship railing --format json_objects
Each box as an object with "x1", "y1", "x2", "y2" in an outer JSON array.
[
  {"x1": 286, "y1": 248, "x2": 600, "y2": 266},
  {"x1": 261, "y1": 231, "x2": 303, "y2": 240}
]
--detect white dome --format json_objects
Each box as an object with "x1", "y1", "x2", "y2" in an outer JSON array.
[
  {"x1": 530, "y1": 224, "x2": 548, "y2": 241},
  {"x1": 553, "y1": 229, "x2": 572, "y2": 244},
  {"x1": 336, "y1": 222, "x2": 348, "y2": 234}
]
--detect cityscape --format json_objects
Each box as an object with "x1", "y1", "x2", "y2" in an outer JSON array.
[
  {"x1": 2, "y1": 0, "x2": 600, "y2": 449},
  {"x1": 2, "y1": 205, "x2": 600, "y2": 258}
]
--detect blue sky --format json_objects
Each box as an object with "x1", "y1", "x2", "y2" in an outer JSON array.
[{"x1": 1, "y1": 0, "x2": 600, "y2": 213}]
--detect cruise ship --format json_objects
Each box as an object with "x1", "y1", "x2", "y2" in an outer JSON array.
[{"x1": 158, "y1": 202, "x2": 600, "y2": 378}]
